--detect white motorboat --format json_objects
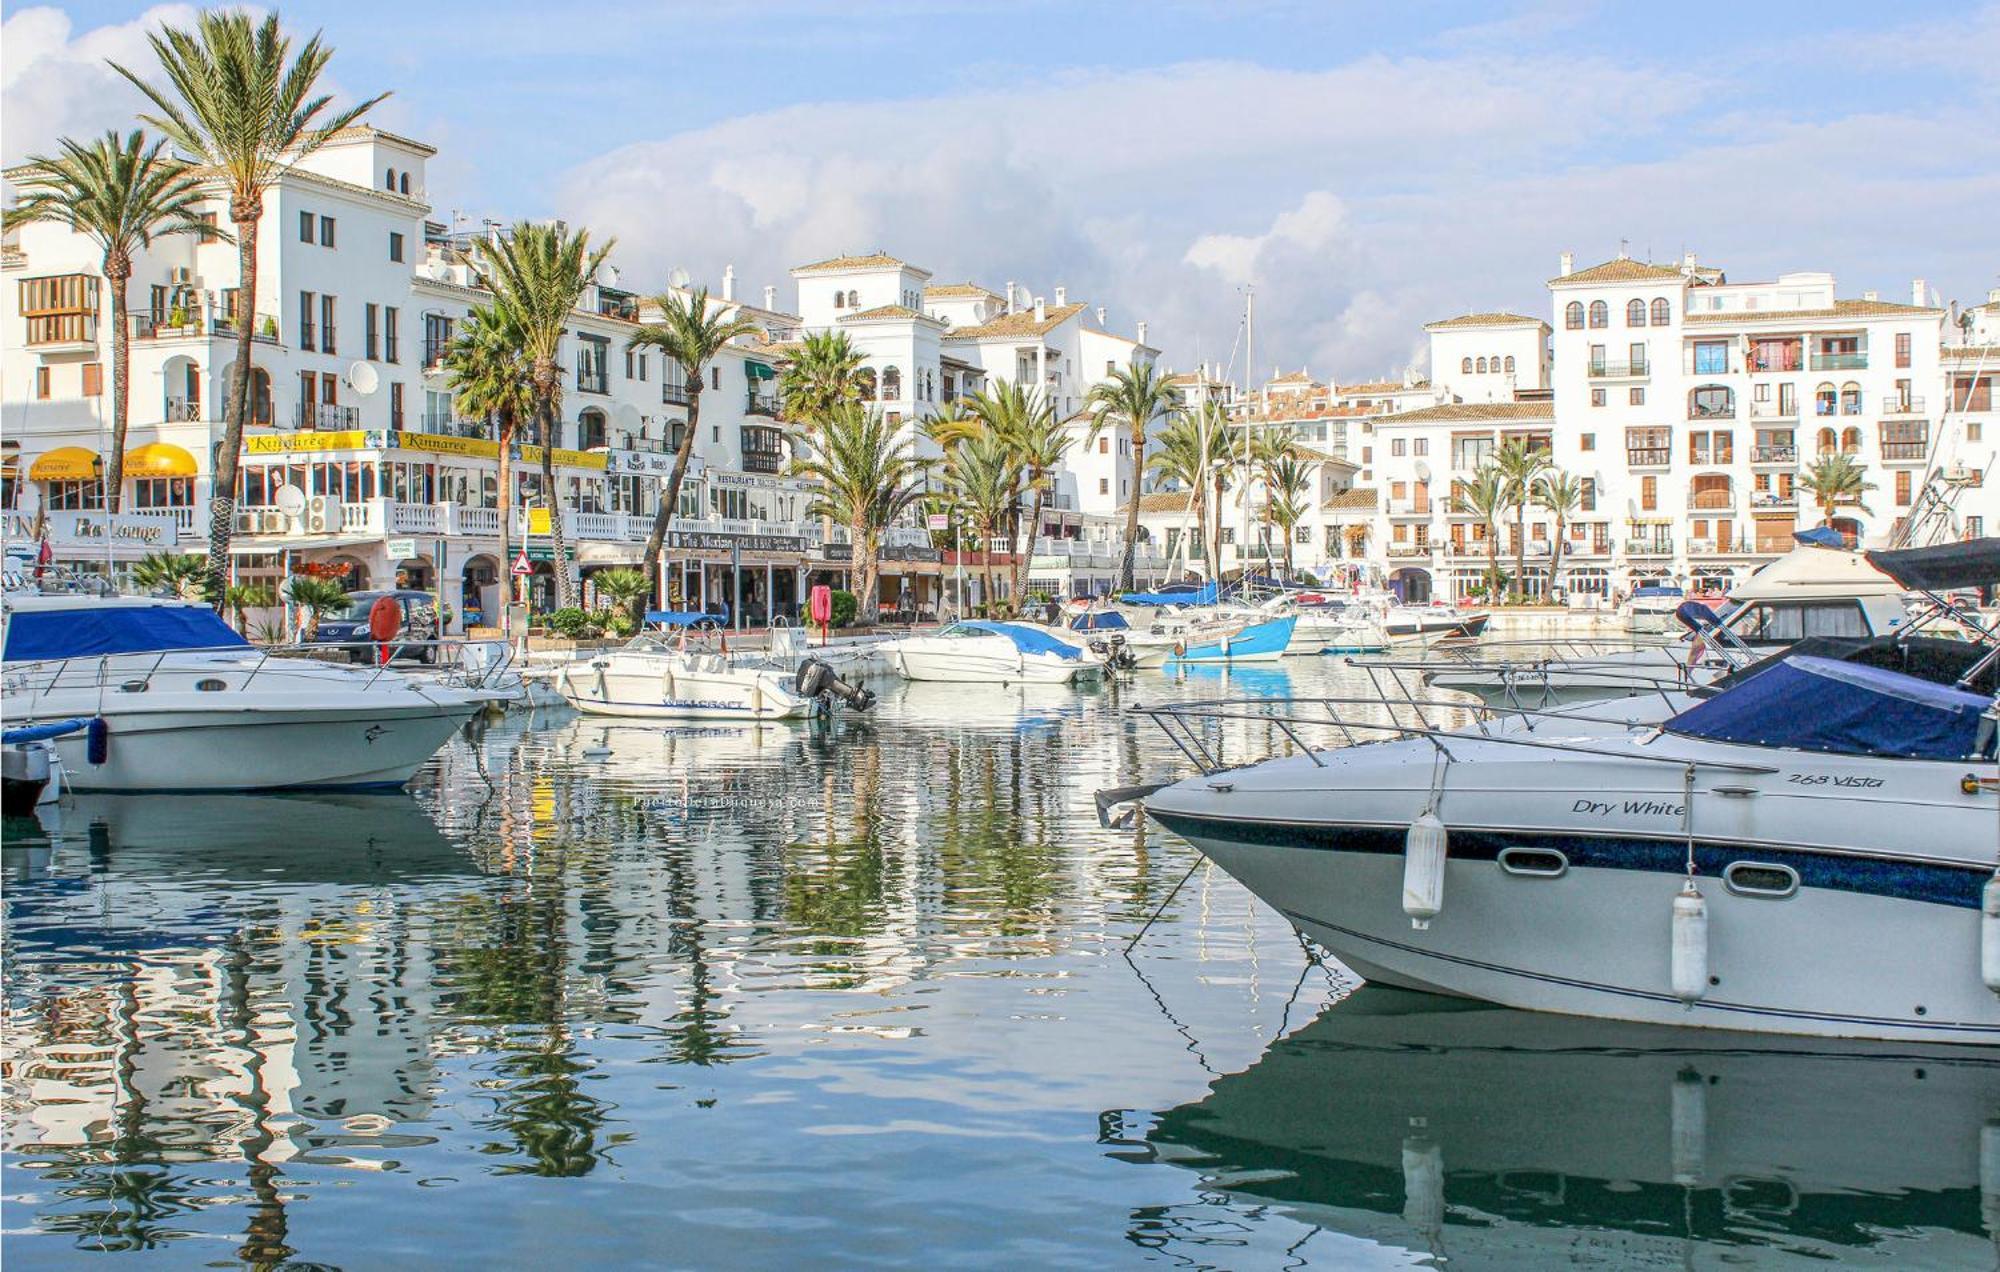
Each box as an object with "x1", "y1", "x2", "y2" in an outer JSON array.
[
  {"x1": 1257, "y1": 595, "x2": 1390, "y2": 654},
  {"x1": 1, "y1": 593, "x2": 485, "y2": 792},
  {"x1": 1383, "y1": 602, "x2": 1489, "y2": 642},
  {"x1": 1622, "y1": 582, "x2": 1686, "y2": 632},
  {"x1": 880, "y1": 620, "x2": 1098, "y2": 684},
  {"x1": 556, "y1": 632, "x2": 869, "y2": 720}
]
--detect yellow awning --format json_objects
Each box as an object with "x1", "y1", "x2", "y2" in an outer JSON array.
[
  {"x1": 28, "y1": 447, "x2": 99, "y2": 481},
  {"x1": 125, "y1": 442, "x2": 198, "y2": 477}
]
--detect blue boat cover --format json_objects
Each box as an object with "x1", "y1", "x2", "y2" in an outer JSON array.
[
  {"x1": 1070, "y1": 611, "x2": 1130, "y2": 631},
  {"x1": 1632, "y1": 585, "x2": 1684, "y2": 598},
  {"x1": 644, "y1": 608, "x2": 726, "y2": 627},
  {"x1": 1667, "y1": 654, "x2": 1994, "y2": 760},
  {"x1": 1794, "y1": 526, "x2": 1847, "y2": 548},
  {"x1": 1674, "y1": 600, "x2": 1722, "y2": 631},
  {"x1": 1121, "y1": 582, "x2": 1219, "y2": 606},
  {"x1": 4, "y1": 605, "x2": 249, "y2": 662},
  {"x1": 958, "y1": 620, "x2": 1082, "y2": 660},
  {"x1": 2, "y1": 718, "x2": 88, "y2": 744}
]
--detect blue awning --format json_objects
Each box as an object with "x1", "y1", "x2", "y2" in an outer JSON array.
[
  {"x1": 4, "y1": 605, "x2": 249, "y2": 662},
  {"x1": 1667, "y1": 654, "x2": 1995, "y2": 760},
  {"x1": 958, "y1": 620, "x2": 1081, "y2": 659}
]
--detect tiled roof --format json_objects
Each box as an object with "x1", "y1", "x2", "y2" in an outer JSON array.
[
  {"x1": 321, "y1": 124, "x2": 438, "y2": 157},
  {"x1": 1372, "y1": 401, "x2": 1553, "y2": 425},
  {"x1": 1550, "y1": 258, "x2": 1688, "y2": 286},
  {"x1": 1683, "y1": 298, "x2": 1944, "y2": 325},
  {"x1": 1291, "y1": 444, "x2": 1355, "y2": 467},
  {"x1": 1338, "y1": 378, "x2": 1429, "y2": 395},
  {"x1": 942, "y1": 302, "x2": 1088, "y2": 341},
  {"x1": 794, "y1": 252, "x2": 909, "y2": 274},
  {"x1": 842, "y1": 304, "x2": 932, "y2": 322},
  {"x1": 1268, "y1": 370, "x2": 1318, "y2": 385},
  {"x1": 923, "y1": 282, "x2": 1001, "y2": 300},
  {"x1": 1138, "y1": 490, "x2": 1199, "y2": 514},
  {"x1": 1423, "y1": 311, "x2": 1547, "y2": 331},
  {"x1": 1322, "y1": 487, "x2": 1378, "y2": 511}
]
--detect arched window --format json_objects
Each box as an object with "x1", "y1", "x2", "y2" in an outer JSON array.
[
  {"x1": 1817, "y1": 427, "x2": 1837, "y2": 456},
  {"x1": 1588, "y1": 300, "x2": 1608, "y2": 328},
  {"x1": 1475, "y1": 357, "x2": 1487, "y2": 374},
  {"x1": 1689, "y1": 473, "x2": 1732, "y2": 509},
  {"x1": 577, "y1": 409, "x2": 608, "y2": 451},
  {"x1": 1504, "y1": 355, "x2": 1516, "y2": 374},
  {"x1": 847, "y1": 290, "x2": 860, "y2": 307},
  {"x1": 1840, "y1": 382, "x2": 1862, "y2": 415},
  {"x1": 1650, "y1": 297, "x2": 1670, "y2": 325},
  {"x1": 385, "y1": 167, "x2": 396, "y2": 190},
  {"x1": 250, "y1": 368, "x2": 272, "y2": 426},
  {"x1": 882, "y1": 365, "x2": 902, "y2": 400},
  {"x1": 1626, "y1": 299, "x2": 1647, "y2": 327},
  {"x1": 1689, "y1": 385, "x2": 1734, "y2": 419},
  {"x1": 1814, "y1": 383, "x2": 1837, "y2": 416},
  {"x1": 399, "y1": 172, "x2": 411, "y2": 195},
  {"x1": 1564, "y1": 301, "x2": 1584, "y2": 330},
  {"x1": 1841, "y1": 426, "x2": 1862, "y2": 454},
  {"x1": 833, "y1": 291, "x2": 845, "y2": 309},
  {"x1": 1461, "y1": 357, "x2": 1473, "y2": 373}
]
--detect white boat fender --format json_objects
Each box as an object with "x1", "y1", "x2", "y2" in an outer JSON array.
[
  {"x1": 1402, "y1": 812, "x2": 1447, "y2": 929},
  {"x1": 1671, "y1": 881, "x2": 1709, "y2": 1004},
  {"x1": 1980, "y1": 871, "x2": 2000, "y2": 994},
  {"x1": 1671, "y1": 1067, "x2": 1707, "y2": 1185}
]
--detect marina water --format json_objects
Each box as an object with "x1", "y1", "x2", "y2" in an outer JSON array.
[{"x1": 5, "y1": 654, "x2": 1996, "y2": 1268}]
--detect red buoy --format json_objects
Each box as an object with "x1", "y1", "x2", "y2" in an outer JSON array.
[{"x1": 368, "y1": 595, "x2": 402, "y2": 665}]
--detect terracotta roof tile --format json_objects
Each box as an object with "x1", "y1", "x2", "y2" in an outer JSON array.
[
  {"x1": 794, "y1": 252, "x2": 910, "y2": 273},
  {"x1": 923, "y1": 282, "x2": 1001, "y2": 300},
  {"x1": 942, "y1": 302, "x2": 1088, "y2": 341},
  {"x1": 1322, "y1": 487, "x2": 1379, "y2": 511},
  {"x1": 1372, "y1": 401, "x2": 1554, "y2": 425},
  {"x1": 1423, "y1": 311, "x2": 1548, "y2": 331},
  {"x1": 1138, "y1": 490, "x2": 1199, "y2": 514},
  {"x1": 1683, "y1": 297, "x2": 1943, "y2": 324},
  {"x1": 1338, "y1": 378, "x2": 1429, "y2": 395},
  {"x1": 1550, "y1": 258, "x2": 1688, "y2": 286},
  {"x1": 841, "y1": 304, "x2": 934, "y2": 322}
]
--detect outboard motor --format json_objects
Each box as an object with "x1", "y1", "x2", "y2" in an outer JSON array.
[
  {"x1": 796, "y1": 658, "x2": 876, "y2": 712},
  {"x1": 1088, "y1": 634, "x2": 1137, "y2": 671}
]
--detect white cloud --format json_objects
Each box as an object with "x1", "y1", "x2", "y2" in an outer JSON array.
[
  {"x1": 1186, "y1": 191, "x2": 1347, "y2": 287},
  {"x1": 0, "y1": 5, "x2": 202, "y2": 164}
]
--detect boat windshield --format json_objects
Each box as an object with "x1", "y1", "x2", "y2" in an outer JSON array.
[{"x1": 4, "y1": 603, "x2": 250, "y2": 661}]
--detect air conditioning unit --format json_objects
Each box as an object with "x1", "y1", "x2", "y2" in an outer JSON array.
[
  {"x1": 260, "y1": 509, "x2": 291, "y2": 534},
  {"x1": 1944, "y1": 464, "x2": 1977, "y2": 485},
  {"x1": 306, "y1": 495, "x2": 343, "y2": 533},
  {"x1": 235, "y1": 510, "x2": 263, "y2": 534}
]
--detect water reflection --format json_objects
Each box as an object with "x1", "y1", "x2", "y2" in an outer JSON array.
[{"x1": 1124, "y1": 986, "x2": 2000, "y2": 1265}]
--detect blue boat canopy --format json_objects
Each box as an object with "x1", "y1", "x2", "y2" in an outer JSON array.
[
  {"x1": 956, "y1": 620, "x2": 1082, "y2": 660},
  {"x1": 1121, "y1": 582, "x2": 1218, "y2": 606},
  {"x1": 1794, "y1": 525, "x2": 1847, "y2": 548},
  {"x1": 4, "y1": 604, "x2": 248, "y2": 662},
  {"x1": 1667, "y1": 654, "x2": 1995, "y2": 760},
  {"x1": 1632, "y1": 585, "x2": 1683, "y2": 598},
  {"x1": 1070, "y1": 611, "x2": 1130, "y2": 631}
]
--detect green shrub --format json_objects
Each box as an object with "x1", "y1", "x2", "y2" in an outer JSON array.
[
  {"x1": 545, "y1": 606, "x2": 603, "y2": 639},
  {"x1": 830, "y1": 589, "x2": 858, "y2": 628},
  {"x1": 603, "y1": 610, "x2": 638, "y2": 637}
]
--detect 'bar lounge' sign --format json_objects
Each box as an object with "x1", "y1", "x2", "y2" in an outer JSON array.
[{"x1": 3, "y1": 510, "x2": 179, "y2": 549}]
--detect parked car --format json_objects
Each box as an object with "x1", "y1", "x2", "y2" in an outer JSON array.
[{"x1": 308, "y1": 589, "x2": 441, "y2": 663}]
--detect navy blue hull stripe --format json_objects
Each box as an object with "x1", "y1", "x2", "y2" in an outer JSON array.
[{"x1": 1147, "y1": 811, "x2": 1988, "y2": 910}]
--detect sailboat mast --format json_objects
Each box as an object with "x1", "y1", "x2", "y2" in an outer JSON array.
[{"x1": 1243, "y1": 285, "x2": 1255, "y2": 580}]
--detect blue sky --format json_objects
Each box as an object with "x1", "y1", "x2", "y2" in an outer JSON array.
[{"x1": 7, "y1": 1, "x2": 1997, "y2": 378}]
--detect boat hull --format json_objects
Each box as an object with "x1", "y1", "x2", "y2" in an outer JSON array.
[
  {"x1": 1167, "y1": 615, "x2": 1297, "y2": 665},
  {"x1": 885, "y1": 645, "x2": 1082, "y2": 684},
  {"x1": 557, "y1": 659, "x2": 815, "y2": 720}
]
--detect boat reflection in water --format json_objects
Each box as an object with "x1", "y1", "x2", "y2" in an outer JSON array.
[{"x1": 1119, "y1": 988, "x2": 2000, "y2": 1265}]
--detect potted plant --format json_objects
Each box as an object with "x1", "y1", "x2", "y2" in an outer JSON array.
[
  {"x1": 287, "y1": 576, "x2": 351, "y2": 641},
  {"x1": 260, "y1": 314, "x2": 277, "y2": 339}
]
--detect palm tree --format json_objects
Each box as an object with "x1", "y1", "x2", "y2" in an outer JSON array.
[
  {"x1": 1452, "y1": 467, "x2": 1510, "y2": 599},
  {"x1": 1085, "y1": 361, "x2": 1180, "y2": 590},
  {"x1": 777, "y1": 329, "x2": 867, "y2": 431},
  {"x1": 591, "y1": 567, "x2": 653, "y2": 627},
  {"x1": 116, "y1": 10, "x2": 385, "y2": 602},
  {"x1": 944, "y1": 427, "x2": 1025, "y2": 614},
  {"x1": 7, "y1": 131, "x2": 211, "y2": 513},
  {"x1": 285, "y1": 575, "x2": 350, "y2": 640},
  {"x1": 1265, "y1": 455, "x2": 1312, "y2": 576},
  {"x1": 1533, "y1": 469, "x2": 1586, "y2": 593},
  {"x1": 131, "y1": 549, "x2": 208, "y2": 599},
  {"x1": 443, "y1": 303, "x2": 533, "y2": 596},
  {"x1": 1194, "y1": 402, "x2": 1237, "y2": 572},
  {"x1": 973, "y1": 382, "x2": 1072, "y2": 606},
  {"x1": 1493, "y1": 438, "x2": 1551, "y2": 599},
  {"x1": 224, "y1": 581, "x2": 275, "y2": 634},
  {"x1": 476, "y1": 221, "x2": 613, "y2": 609},
  {"x1": 1802, "y1": 454, "x2": 1877, "y2": 530},
  {"x1": 1144, "y1": 412, "x2": 1226, "y2": 575},
  {"x1": 784, "y1": 402, "x2": 929, "y2": 625},
  {"x1": 627, "y1": 287, "x2": 759, "y2": 599}
]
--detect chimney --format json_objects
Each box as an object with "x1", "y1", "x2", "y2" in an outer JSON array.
[
  {"x1": 1005, "y1": 280, "x2": 1016, "y2": 313},
  {"x1": 1558, "y1": 251, "x2": 1574, "y2": 277},
  {"x1": 1863, "y1": 289, "x2": 1878, "y2": 302},
  {"x1": 722, "y1": 264, "x2": 735, "y2": 301},
  {"x1": 1033, "y1": 295, "x2": 1046, "y2": 322},
  {"x1": 763, "y1": 285, "x2": 776, "y2": 310},
  {"x1": 1913, "y1": 278, "x2": 1928, "y2": 307},
  {"x1": 1054, "y1": 285, "x2": 1067, "y2": 306},
  {"x1": 1136, "y1": 320, "x2": 1147, "y2": 345},
  {"x1": 1684, "y1": 251, "x2": 1697, "y2": 269},
  {"x1": 1096, "y1": 305, "x2": 1106, "y2": 325}
]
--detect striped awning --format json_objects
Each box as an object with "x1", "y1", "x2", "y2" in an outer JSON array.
[
  {"x1": 28, "y1": 447, "x2": 98, "y2": 480},
  {"x1": 125, "y1": 442, "x2": 199, "y2": 477}
]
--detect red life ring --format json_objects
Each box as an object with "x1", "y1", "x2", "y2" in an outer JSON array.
[{"x1": 367, "y1": 596, "x2": 403, "y2": 643}]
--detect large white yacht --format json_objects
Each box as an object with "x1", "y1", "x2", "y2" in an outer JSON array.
[
  {"x1": 880, "y1": 620, "x2": 1100, "y2": 684},
  {"x1": 2, "y1": 593, "x2": 485, "y2": 792},
  {"x1": 556, "y1": 632, "x2": 854, "y2": 720}
]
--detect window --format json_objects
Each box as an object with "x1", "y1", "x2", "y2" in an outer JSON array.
[
  {"x1": 882, "y1": 365, "x2": 902, "y2": 399},
  {"x1": 1106, "y1": 360, "x2": 1116, "y2": 375},
  {"x1": 1895, "y1": 332, "x2": 1911, "y2": 369},
  {"x1": 385, "y1": 167, "x2": 396, "y2": 190},
  {"x1": 1629, "y1": 387, "x2": 1645, "y2": 405},
  {"x1": 1971, "y1": 422, "x2": 1985, "y2": 443},
  {"x1": 391, "y1": 382, "x2": 405, "y2": 429},
  {"x1": 46, "y1": 479, "x2": 104, "y2": 510},
  {"x1": 320, "y1": 295, "x2": 336, "y2": 354},
  {"x1": 385, "y1": 308, "x2": 399, "y2": 363},
  {"x1": 1589, "y1": 343, "x2": 1606, "y2": 371},
  {"x1": 399, "y1": 173, "x2": 410, "y2": 196},
  {"x1": 712, "y1": 367, "x2": 721, "y2": 390},
  {"x1": 1626, "y1": 298, "x2": 1647, "y2": 327},
  {"x1": 1391, "y1": 438, "x2": 1406, "y2": 456},
  {"x1": 389, "y1": 232, "x2": 405, "y2": 263},
  {"x1": 1693, "y1": 341, "x2": 1729, "y2": 375},
  {"x1": 1590, "y1": 388, "x2": 1605, "y2": 407},
  {"x1": 1413, "y1": 438, "x2": 1428, "y2": 456},
  {"x1": 1580, "y1": 433, "x2": 1595, "y2": 451},
  {"x1": 1503, "y1": 355, "x2": 1515, "y2": 374},
  {"x1": 833, "y1": 291, "x2": 844, "y2": 309},
  {"x1": 35, "y1": 367, "x2": 50, "y2": 399},
  {"x1": 82, "y1": 362, "x2": 102, "y2": 396},
  {"x1": 1689, "y1": 385, "x2": 1733, "y2": 418},
  {"x1": 297, "y1": 291, "x2": 316, "y2": 351},
  {"x1": 1564, "y1": 301, "x2": 1584, "y2": 330},
  {"x1": 1098, "y1": 436, "x2": 1109, "y2": 454},
  {"x1": 1580, "y1": 477, "x2": 1596, "y2": 510},
  {"x1": 1588, "y1": 300, "x2": 1608, "y2": 328},
  {"x1": 1641, "y1": 475, "x2": 1657, "y2": 510},
  {"x1": 196, "y1": 212, "x2": 220, "y2": 244},
  {"x1": 1896, "y1": 469, "x2": 1912, "y2": 505},
  {"x1": 366, "y1": 303, "x2": 379, "y2": 360},
  {"x1": 1099, "y1": 477, "x2": 1109, "y2": 495},
  {"x1": 1651, "y1": 297, "x2": 1670, "y2": 325},
  {"x1": 319, "y1": 215, "x2": 335, "y2": 247},
  {"x1": 299, "y1": 209, "x2": 313, "y2": 242},
  {"x1": 1461, "y1": 357, "x2": 1473, "y2": 373}
]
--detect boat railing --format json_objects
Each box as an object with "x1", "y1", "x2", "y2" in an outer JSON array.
[
  {"x1": 4, "y1": 637, "x2": 515, "y2": 698},
  {"x1": 1132, "y1": 693, "x2": 1778, "y2": 778}
]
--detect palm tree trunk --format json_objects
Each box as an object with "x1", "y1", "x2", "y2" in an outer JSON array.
[
  {"x1": 1011, "y1": 479, "x2": 1043, "y2": 607},
  {"x1": 203, "y1": 203, "x2": 260, "y2": 606},
  {"x1": 856, "y1": 517, "x2": 881, "y2": 626},
  {"x1": 643, "y1": 375, "x2": 702, "y2": 607},
  {"x1": 1211, "y1": 473, "x2": 1227, "y2": 579},
  {"x1": 105, "y1": 257, "x2": 130, "y2": 513},
  {"x1": 1549, "y1": 510, "x2": 1566, "y2": 592},
  {"x1": 497, "y1": 407, "x2": 515, "y2": 617},
  {"x1": 535, "y1": 364, "x2": 571, "y2": 609},
  {"x1": 979, "y1": 521, "x2": 998, "y2": 614},
  {"x1": 1119, "y1": 419, "x2": 1143, "y2": 590},
  {"x1": 1513, "y1": 504, "x2": 1527, "y2": 600}
]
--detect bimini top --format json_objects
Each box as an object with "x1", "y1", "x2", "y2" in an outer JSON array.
[
  {"x1": 1865, "y1": 537, "x2": 2000, "y2": 593},
  {"x1": 1070, "y1": 611, "x2": 1130, "y2": 632},
  {"x1": 1667, "y1": 654, "x2": 1994, "y2": 761},
  {"x1": 1727, "y1": 543, "x2": 1905, "y2": 602},
  {"x1": 3, "y1": 596, "x2": 249, "y2": 662},
  {"x1": 954, "y1": 620, "x2": 1082, "y2": 660},
  {"x1": 1632, "y1": 585, "x2": 1684, "y2": 599},
  {"x1": 1122, "y1": 582, "x2": 1219, "y2": 607}
]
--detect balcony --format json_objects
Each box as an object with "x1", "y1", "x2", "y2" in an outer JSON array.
[
  {"x1": 1625, "y1": 538, "x2": 1674, "y2": 556},
  {"x1": 1687, "y1": 492, "x2": 1736, "y2": 511},
  {"x1": 662, "y1": 382, "x2": 691, "y2": 406},
  {"x1": 1687, "y1": 403, "x2": 1737, "y2": 422},
  {"x1": 1586, "y1": 359, "x2": 1649, "y2": 379},
  {"x1": 1689, "y1": 538, "x2": 1756, "y2": 556},
  {"x1": 1882, "y1": 396, "x2": 1927, "y2": 416},
  {"x1": 25, "y1": 313, "x2": 98, "y2": 350},
  {"x1": 1751, "y1": 492, "x2": 1798, "y2": 510},
  {"x1": 1626, "y1": 448, "x2": 1671, "y2": 467},
  {"x1": 294, "y1": 403, "x2": 361, "y2": 431},
  {"x1": 417, "y1": 412, "x2": 489, "y2": 439},
  {"x1": 742, "y1": 452, "x2": 782, "y2": 475},
  {"x1": 1751, "y1": 445, "x2": 1797, "y2": 466},
  {"x1": 1749, "y1": 400, "x2": 1798, "y2": 419},
  {"x1": 1811, "y1": 352, "x2": 1868, "y2": 371},
  {"x1": 1881, "y1": 441, "x2": 1929, "y2": 463},
  {"x1": 424, "y1": 339, "x2": 450, "y2": 370},
  {"x1": 1386, "y1": 544, "x2": 1435, "y2": 559},
  {"x1": 746, "y1": 387, "x2": 781, "y2": 417},
  {"x1": 577, "y1": 369, "x2": 610, "y2": 396},
  {"x1": 1568, "y1": 538, "x2": 1613, "y2": 557}
]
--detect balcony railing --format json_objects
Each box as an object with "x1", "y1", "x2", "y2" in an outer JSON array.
[
  {"x1": 1586, "y1": 359, "x2": 1648, "y2": 378},
  {"x1": 1811, "y1": 352, "x2": 1868, "y2": 371},
  {"x1": 1386, "y1": 544, "x2": 1435, "y2": 558},
  {"x1": 1751, "y1": 445, "x2": 1797, "y2": 465},
  {"x1": 1625, "y1": 538, "x2": 1674, "y2": 555},
  {"x1": 1749, "y1": 400, "x2": 1798, "y2": 419},
  {"x1": 746, "y1": 388, "x2": 781, "y2": 417},
  {"x1": 662, "y1": 382, "x2": 690, "y2": 406},
  {"x1": 742, "y1": 452, "x2": 782, "y2": 475},
  {"x1": 25, "y1": 313, "x2": 98, "y2": 347},
  {"x1": 1751, "y1": 493, "x2": 1798, "y2": 510},
  {"x1": 425, "y1": 339, "x2": 450, "y2": 369},
  {"x1": 1687, "y1": 403, "x2": 1737, "y2": 421},
  {"x1": 1882, "y1": 396, "x2": 1926, "y2": 415},
  {"x1": 1626, "y1": 448, "x2": 1670, "y2": 467},
  {"x1": 1881, "y1": 441, "x2": 1929, "y2": 462},
  {"x1": 1687, "y1": 491, "x2": 1736, "y2": 510},
  {"x1": 132, "y1": 307, "x2": 280, "y2": 344},
  {"x1": 294, "y1": 403, "x2": 361, "y2": 431},
  {"x1": 164, "y1": 397, "x2": 204, "y2": 423}
]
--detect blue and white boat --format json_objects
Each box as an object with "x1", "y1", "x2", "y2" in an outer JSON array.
[
  {"x1": 880, "y1": 620, "x2": 1098, "y2": 684},
  {"x1": 1165, "y1": 614, "x2": 1297, "y2": 665}
]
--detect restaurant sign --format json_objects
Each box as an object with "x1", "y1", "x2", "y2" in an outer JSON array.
[
  {"x1": 245, "y1": 430, "x2": 380, "y2": 454},
  {"x1": 4, "y1": 509, "x2": 178, "y2": 549},
  {"x1": 609, "y1": 449, "x2": 692, "y2": 477},
  {"x1": 667, "y1": 530, "x2": 804, "y2": 553}
]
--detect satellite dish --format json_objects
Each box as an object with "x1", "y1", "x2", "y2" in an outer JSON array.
[
  {"x1": 670, "y1": 267, "x2": 691, "y2": 290},
  {"x1": 346, "y1": 362, "x2": 380, "y2": 395},
  {"x1": 274, "y1": 484, "x2": 307, "y2": 517},
  {"x1": 616, "y1": 402, "x2": 642, "y2": 430},
  {"x1": 1413, "y1": 459, "x2": 1432, "y2": 483}
]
